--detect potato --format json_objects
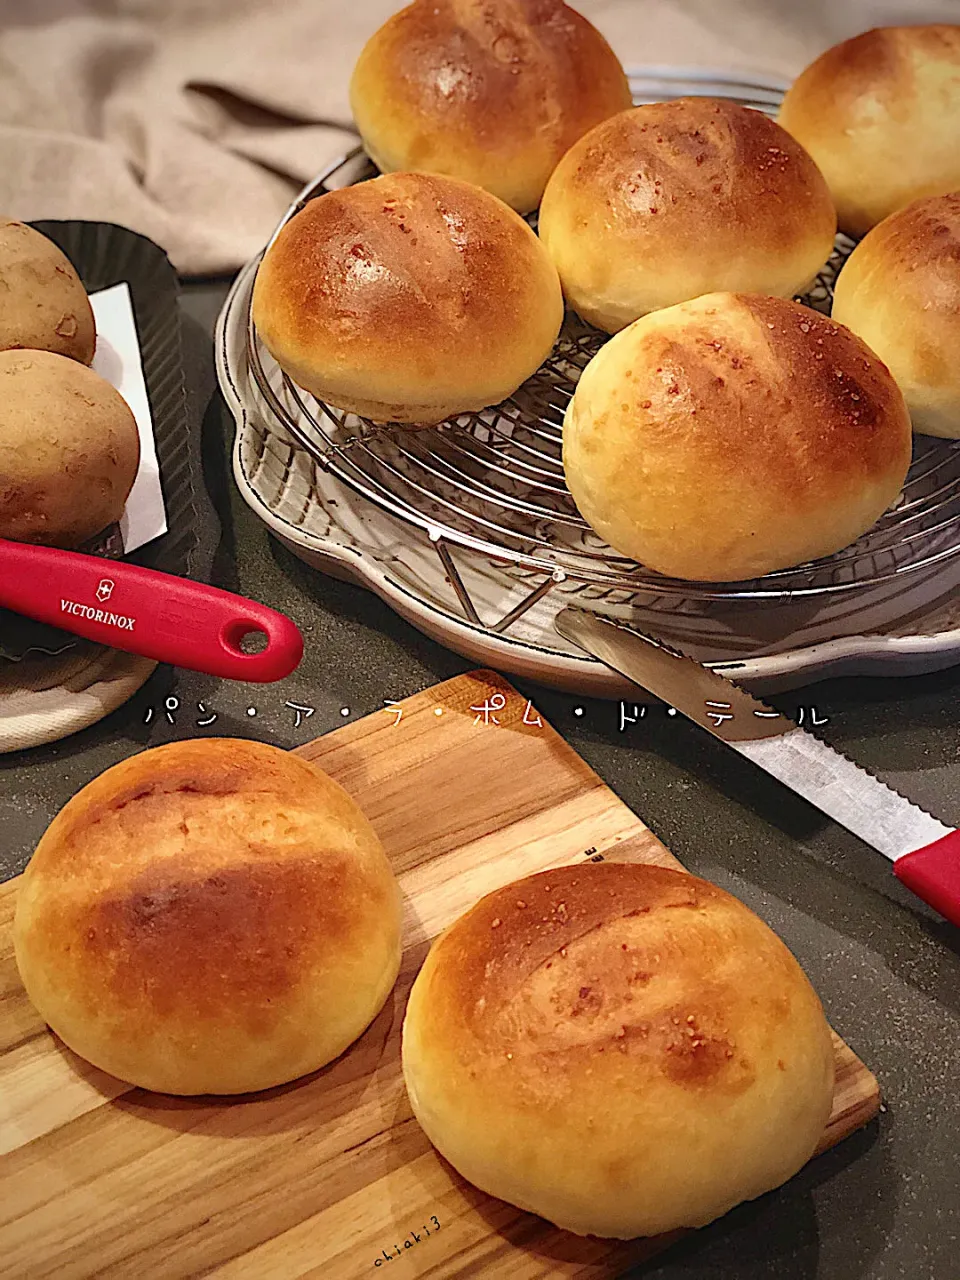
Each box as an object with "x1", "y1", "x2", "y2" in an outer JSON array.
[
  {"x1": 0, "y1": 349, "x2": 140, "y2": 547},
  {"x1": 0, "y1": 220, "x2": 96, "y2": 364}
]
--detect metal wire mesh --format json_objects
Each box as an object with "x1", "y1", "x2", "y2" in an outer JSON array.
[{"x1": 244, "y1": 75, "x2": 960, "y2": 608}]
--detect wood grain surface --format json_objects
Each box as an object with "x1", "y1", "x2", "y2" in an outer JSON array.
[{"x1": 0, "y1": 670, "x2": 880, "y2": 1279}]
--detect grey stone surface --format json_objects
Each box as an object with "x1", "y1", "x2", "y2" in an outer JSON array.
[{"x1": 1, "y1": 280, "x2": 958, "y2": 1278}]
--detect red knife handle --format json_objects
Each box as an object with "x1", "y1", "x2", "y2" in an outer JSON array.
[
  {"x1": 894, "y1": 829, "x2": 960, "y2": 927},
  {"x1": 0, "y1": 539, "x2": 303, "y2": 683}
]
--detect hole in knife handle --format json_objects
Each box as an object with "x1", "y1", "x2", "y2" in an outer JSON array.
[
  {"x1": 223, "y1": 623, "x2": 270, "y2": 656},
  {"x1": 240, "y1": 630, "x2": 269, "y2": 655}
]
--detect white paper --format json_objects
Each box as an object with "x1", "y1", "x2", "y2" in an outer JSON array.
[{"x1": 89, "y1": 282, "x2": 168, "y2": 553}]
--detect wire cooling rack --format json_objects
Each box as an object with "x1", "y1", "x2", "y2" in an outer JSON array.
[{"x1": 244, "y1": 71, "x2": 960, "y2": 630}]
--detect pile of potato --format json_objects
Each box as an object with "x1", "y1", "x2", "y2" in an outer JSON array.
[{"x1": 0, "y1": 222, "x2": 140, "y2": 549}]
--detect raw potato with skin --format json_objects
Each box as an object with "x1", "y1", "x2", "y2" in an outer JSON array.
[
  {"x1": 0, "y1": 349, "x2": 139, "y2": 548},
  {"x1": 538, "y1": 98, "x2": 837, "y2": 333},
  {"x1": 831, "y1": 192, "x2": 960, "y2": 440},
  {"x1": 562, "y1": 293, "x2": 913, "y2": 583},
  {"x1": 349, "y1": 0, "x2": 633, "y2": 215},
  {"x1": 402, "y1": 862, "x2": 835, "y2": 1240},
  {"x1": 0, "y1": 220, "x2": 96, "y2": 364},
  {"x1": 778, "y1": 25, "x2": 960, "y2": 239},
  {"x1": 13, "y1": 738, "x2": 403, "y2": 1096}
]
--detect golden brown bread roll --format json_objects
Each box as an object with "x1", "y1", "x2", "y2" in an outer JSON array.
[
  {"x1": 0, "y1": 349, "x2": 140, "y2": 547},
  {"x1": 252, "y1": 172, "x2": 563, "y2": 424},
  {"x1": 538, "y1": 99, "x2": 836, "y2": 333},
  {"x1": 0, "y1": 220, "x2": 95, "y2": 364},
  {"x1": 402, "y1": 861, "x2": 835, "y2": 1239},
  {"x1": 349, "y1": 0, "x2": 633, "y2": 215},
  {"x1": 778, "y1": 26, "x2": 960, "y2": 238},
  {"x1": 831, "y1": 193, "x2": 960, "y2": 439},
  {"x1": 13, "y1": 738, "x2": 403, "y2": 1095},
  {"x1": 562, "y1": 292, "x2": 912, "y2": 582}
]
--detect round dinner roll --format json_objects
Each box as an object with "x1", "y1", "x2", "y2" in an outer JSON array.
[
  {"x1": 563, "y1": 292, "x2": 912, "y2": 582},
  {"x1": 402, "y1": 862, "x2": 835, "y2": 1239},
  {"x1": 252, "y1": 172, "x2": 563, "y2": 424},
  {"x1": 778, "y1": 26, "x2": 960, "y2": 238},
  {"x1": 832, "y1": 193, "x2": 960, "y2": 439},
  {"x1": 13, "y1": 738, "x2": 403, "y2": 1095},
  {"x1": 538, "y1": 98, "x2": 836, "y2": 333},
  {"x1": 349, "y1": 0, "x2": 632, "y2": 215},
  {"x1": 0, "y1": 349, "x2": 139, "y2": 547},
  {"x1": 0, "y1": 220, "x2": 95, "y2": 363}
]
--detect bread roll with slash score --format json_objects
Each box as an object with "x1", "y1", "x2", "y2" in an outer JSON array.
[
  {"x1": 538, "y1": 98, "x2": 837, "y2": 332},
  {"x1": 13, "y1": 738, "x2": 403, "y2": 1095},
  {"x1": 778, "y1": 25, "x2": 960, "y2": 238},
  {"x1": 831, "y1": 192, "x2": 960, "y2": 439},
  {"x1": 402, "y1": 862, "x2": 835, "y2": 1239},
  {"x1": 252, "y1": 171, "x2": 563, "y2": 424},
  {"x1": 349, "y1": 0, "x2": 633, "y2": 214},
  {"x1": 561, "y1": 292, "x2": 913, "y2": 581}
]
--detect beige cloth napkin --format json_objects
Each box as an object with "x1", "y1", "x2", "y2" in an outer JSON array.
[{"x1": 1, "y1": 0, "x2": 958, "y2": 275}]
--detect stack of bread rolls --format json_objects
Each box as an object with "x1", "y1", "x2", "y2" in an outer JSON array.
[
  {"x1": 252, "y1": 4, "x2": 958, "y2": 586},
  {"x1": 21, "y1": 7, "x2": 940, "y2": 1246},
  {"x1": 779, "y1": 26, "x2": 960, "y2": 442},
  {"x1": 254, "y1": 0, "x2": 624, "y2": 425},
  {"x1": 0, "y1": 221, "x2": 140, "y2": 549},
  {"x1": 14, "y1": 734, "x2": 836, "y2": 1242}
]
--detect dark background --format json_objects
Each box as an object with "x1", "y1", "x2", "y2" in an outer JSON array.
[{"x1": 2, "y1": 280, "x2": 958, "y2": 1279}]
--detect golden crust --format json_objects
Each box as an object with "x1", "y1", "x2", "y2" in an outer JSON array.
[
  {"x1": 13, "y1": 739, "x2": 403, "y2": 1094},
  {"x1": 349, "y1": 0, "x2": 633, "y2": 213},
  {"x1": 832, "y1": 192, "x2": 960, "y2": 438},
  {"x1": 778, "y1": 25, "x2": 960, "y2": 237},
  {"x1": 251, "y1": 172, "x2": 563, "y2": 424},
  {"x1": 402, "y1": 862, "x2": 835, "y2": 1239},
  {"x1": 0, "y1": 349, "x2": 139, "y2": 547},
  {"x1": 538, "y1": 98, "x2": 836, "y2": 331},
  {"x1": 0, "y1": 220, "x2": 95, "y2": 364},
  {"x1": 561, "y1": 292, "x2": 912, "y2": 581}
]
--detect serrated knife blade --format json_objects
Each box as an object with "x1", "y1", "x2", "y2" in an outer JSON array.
[{"x1": 555, "y1": 607, "x2": 960, "y2": 927}]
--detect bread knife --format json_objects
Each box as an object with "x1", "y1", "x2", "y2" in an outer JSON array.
[
  {"x1": 555, "y1": 606, "x2": 960, "y2": 927},
  {"x1": 0, "y1": 538, "x2": 304, "y2": 682}
]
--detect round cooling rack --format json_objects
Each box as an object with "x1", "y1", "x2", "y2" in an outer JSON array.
[{"x1": 217, "y1": 67, "x2": 960, "y2": 696}]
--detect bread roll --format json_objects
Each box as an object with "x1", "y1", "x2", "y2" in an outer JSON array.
[
  {"x1": 0, "y1": 220, "x2": 95, "y2": 364},
  {"x1": 402, "y1": 862, "x2": 834, "y2": 1239},
  {"x1": 832, "y1": 193, "x2": 960, "y2": 439},
  {"x1": 13, "y1": 738, "x2": 403, "y2": 1095},
  {"x1": 562, "y1": 292, "x2": 912, "y2": 582},
  {"x1": 252, "y1": 172, "x2": 563, "y2": 424},
  {"x1": 0, "y1": 349, "x2": 139, "y2": 547},
  {"x1": 778, "y1": 26, "x2": 960, "y2": 238},
  {"x1": 349, "y1": 0, "x2": 633, "y2": 215},
  {"x1": 538, "y1": 99, "x2": 836, "y2": 333}
]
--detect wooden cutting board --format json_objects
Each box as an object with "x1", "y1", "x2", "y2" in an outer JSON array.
[{"x1": 0, "y1": 670, "x2": 879, "y2": 1279}]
